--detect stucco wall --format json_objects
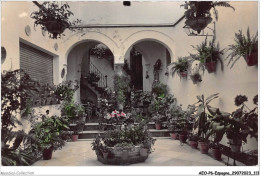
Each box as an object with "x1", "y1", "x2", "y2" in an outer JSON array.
[
  {"x1": 2, "y1": 1, "x2": 258, "y2": 151},
  {"x1": 167, "y1": 2, "x2": 258, "y2": 150}
]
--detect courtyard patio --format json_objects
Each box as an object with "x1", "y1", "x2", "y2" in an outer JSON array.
[
  {"x1": 33, "y1": 138, "x2": 245, "y2": 166},
  {"x1": 1, "y1": 1, "x2": 259, "y2": 176}
]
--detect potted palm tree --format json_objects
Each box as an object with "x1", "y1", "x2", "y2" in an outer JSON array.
[
  {"x1": 182, "y1": 1, "x2": 234, "y2": 34},
  {"x1": 31, "y1": 1, "x2": 81, "y2": 39},
  {"x1": 191, "y1": 36, "x2": 224, "y2": 73},
  {"x1": 170, "y1": 57, "x2": 190, "y2": 78},
  {"x1": 193, "y1": 93, "x2": 219, "y2": 154},
  {"x1": 227, "y1": 27, "x2": 258, "y2": 68}
]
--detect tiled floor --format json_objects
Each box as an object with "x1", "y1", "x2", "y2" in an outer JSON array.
[{"x1": 33, "y1": 138, "x2": 243, "y2": 166}]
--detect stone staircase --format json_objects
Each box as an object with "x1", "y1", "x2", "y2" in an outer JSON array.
[{"x1": 69, "y1": 122, "x2": 171, "y2": 139}]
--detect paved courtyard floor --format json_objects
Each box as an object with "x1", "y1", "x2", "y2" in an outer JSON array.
[{"x1": 33, "y1": 138, "x2": 243, "y2": 166}]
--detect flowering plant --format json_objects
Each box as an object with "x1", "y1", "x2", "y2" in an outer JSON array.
[{"x1": 104, "y1": 110, "x2": 132, "y2": 125}]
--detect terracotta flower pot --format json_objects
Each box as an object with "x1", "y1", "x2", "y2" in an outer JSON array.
[
  {"x1": 171, "y1": 133, "x2": 178, "y2": 140},
  {"x1": 42, "y1": 147, "x2": 54, "y2": 160},
  {"x1": 180, "y1": 71, "x2": 188, "y2": 78},
  {"x1": 179, "y1": 134, "x2": 187, "y2": 143},
  {"x1": 155, "y1": 123, "x2": 162, "y2": 130},
  {"x1": 205, "y1": 61, "x2": 216, "y2": 73},
  {"x1": 189, "y1": 141, "x2": 198, "y2": 149},
  {"x1": 212, "y1": 148, "x2": 222, "y2": 160},
  {"x1": 44, "y1": 20, "x2": 69, "y2": 39},
  {"x1": 244, "y1": 52, "x2": 258, "y2": 66},
  {"x1": 71, "y1": 134, "x2": 79, "y2": 142},
  {"x1": 198, "y1": 141, "x2": 209, "y2": 154}
]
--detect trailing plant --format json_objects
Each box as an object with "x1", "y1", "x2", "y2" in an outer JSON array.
[
  {"x1": 227, "y1": 27, "x2": 258, "y2": 68},
  {"x1": 31, "y1": 1, "x2": 82, "y2": 39},
  {"x1": 90, "y1": 44, "x2": 113, "y2": 59},
  {"x1": 170, "y1": 56, "x2": 190, "y2": 78}
]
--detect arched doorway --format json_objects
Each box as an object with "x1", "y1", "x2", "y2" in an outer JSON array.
[
  {"x1": 66, "y1": 40, "x2": 114, "y2": 105},
  {"x1": 124, "y1": 40, "x2": 171, "y2": 92}
]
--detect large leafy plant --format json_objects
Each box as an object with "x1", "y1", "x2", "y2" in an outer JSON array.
[
  {"x1": 113, "y1": 74, "x2": 130, "y2": 106},
  {"x1": 1, "y1": 69, "x2": 41, "y2": 165},
  {"x1": 227, "y1": 27, "x2": 258, "y2": 68},
  {"x1": 30, "y1": 116, "x2": 69, "y2": 150},
  {"x1": 193, "y1": 93, "x2": 219, "y2": 140}
]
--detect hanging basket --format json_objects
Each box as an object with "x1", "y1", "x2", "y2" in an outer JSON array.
[
  {"x1": 185, "y1": 17, "x2": 212, "y2": 34},
  {"x1": 244, "y1": 51, "x2": 258, "y2": 66},
  {"x1": 44, "y1": 20, "x2": 69, "y2": 39},
  {"x1": 205, "y1": 61, "x2": 217, "y2": 73}
]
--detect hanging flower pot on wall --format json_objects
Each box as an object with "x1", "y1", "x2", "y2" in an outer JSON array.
[
  {"x1": 190, "y1": 73, "x2": 202, "y2": 84},
  {"x1": 185, "y1": 17, "x2": 212, "y2": 34},
  {"x1": 244, "y1": 51, "x2": 258, "y2": 66},
  {"x1": 44, "y1": 20, "x2": 69, "y2": 39},
  {"x1": 31, "y1": 1, "x2": 81, "y2": 39},
  {"x1": 205, "y1": 61, "x2": 216, "y2": 73}
]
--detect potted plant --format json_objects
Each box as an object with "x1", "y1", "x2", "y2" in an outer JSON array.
[
  {"x1": 227, "y1": 28, "x2": 258, "y2": 68},
  {"x1": 189, "y1": 61, "x2": 203, "y2": 84},
  {"x1": 193, "y1": 93, "x2": 219, "y2": 154},
  {"x1": 32, "y1": 116, "x2": 69, "y2": 160},
  {"x1": 225, "y1": 95, "x2": 257, "y2": 152},
  {"x1": 71, "y1": 121, "x2": 85, "y2": 142},
  {"x1": 182, "y1": 1, "x2": 234, "y2": 34},
  {"x1": 31, "y1": 1, "x2": 81, "y2": 39},
  {"x1": 205, "y1": 106, "x2": 231, "y2": 160},
  {"x1": 191, "y1": 36, "x2": 224, "y2": 73},
  {"x1": 189, "y1": 133, "x2": 199, "y2": 149},
  {"x1": 91, "y1": 122, "x2": 156, "y2": 165},
  {"x1": 114, "y1": 75, "x2": 130, "y2": 110},
  {"x1": 149, "y1": 96, "x2": 166, "y2": 130},
  {"x1": 170, "y1": 56, "x2": 190, "y2": 78}
]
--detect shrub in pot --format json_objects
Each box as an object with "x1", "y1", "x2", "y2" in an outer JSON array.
[
  {"x1": 31, "y1": 116, "x2": 69, "y2": 160},
  {"x1": 227, "y1": 27, "x2": 258, "y2": 68}
]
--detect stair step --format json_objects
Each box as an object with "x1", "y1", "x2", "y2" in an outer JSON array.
[
  {"x1": 76, "y1": 129, "x2": 170, "y2": 139},
  {"x1": 69, "y1": 122, "x2": 167, "y2": 131}
]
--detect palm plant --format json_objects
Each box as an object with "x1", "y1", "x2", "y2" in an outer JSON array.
[
  {"x1": 227, "y1": 27, "x2": 258, "y2": 68},
  {"x1": 170, "y1": 57, "x2": 190, "y2": 78}
]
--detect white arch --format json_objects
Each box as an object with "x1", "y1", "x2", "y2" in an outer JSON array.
[
  {"x1": 118, "y1": 30, "x2": 176, "y2": 64},
  {"x1": 62, "y1": 31, "x2": 120, "y2": 60}
]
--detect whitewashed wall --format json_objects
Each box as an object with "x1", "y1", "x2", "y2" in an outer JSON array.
[{"x1": 2, "y1": 1, "x2": 258, "y2": 150}]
